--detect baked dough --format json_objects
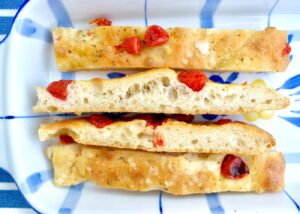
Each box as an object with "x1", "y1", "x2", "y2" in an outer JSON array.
[
  {"x1": 52, "y1": 26, "x2": 289, "y2": 72},
  {"x1": 39, "y1": 119, "x2": 275, "y2": 155},
  {"x1": 47, "y1": 143, "x2": 285, "y2": 195},
  {"x1": 33, "y1": 68, "x2": 289, "y2": 114}
]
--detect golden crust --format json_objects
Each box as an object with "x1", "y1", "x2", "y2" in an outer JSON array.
[
  {"x1": 47, "y1": 143, "x2": 285, "y2": 195},
  {"x1": 52, "y1": 26, "x2": 289, "y2": 72},
  {"x1": 39, "y1": 118, "x2": 275, "y2": 155}
]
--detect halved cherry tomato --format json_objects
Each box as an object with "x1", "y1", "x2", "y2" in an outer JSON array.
[
  {"x1": 144, "y1": 25, "x2": 169, "y2": 47},
  {"x1": 169, "y1": 114, "x2": 194, "y2": 123},
  {"x1": 221, "y1": 154, "x2": 249, "y2": 179},
  {"x1": 87, "y1": 114, "x2": 113, "y2": 128},
  {"x1": 47, "y1": 80, "x2": 73, "y2": 101},
  {"x1": 177, "y1": 70, "x2": 208, "y2": 92},
  {"x1": 89, "y1": 17, "x2": 112, "y2": 26},
  {"x1": 282, "y1": 43, "x2": 291, "y2": 56},
  {"x1": 215, "y1": 119, "x2": 232, "y2": 125},
  {"x1": 59, "y1": 135, "x2": 74, "y2": 144},
  {"x1": 122, "y1": 36, "x2": 142, "y2": 54},
  {"x1": 132, "y1": 114, "x2": 167, "y2": 129},
  {"x1": 115, "y1": 36, "x2": 142, "y2": 55}
]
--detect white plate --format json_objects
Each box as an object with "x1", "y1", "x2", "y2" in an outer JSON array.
[{"x1": 0, "y1": 0, "x2": 300, "y2": 213}]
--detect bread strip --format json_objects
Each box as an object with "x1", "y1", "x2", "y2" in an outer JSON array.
[
  {"x1": 33, "y1": 69, "x2": 289, "y2": 114},
  {"x1": 47, "y1": 143, "x2": 285, "y2": 195},
  {"x1": 52, "y1": 26, "x2": 289, "y2": 72},
  {"x1": 39, "y1": 119, "x2": 275, "y2": 155}
]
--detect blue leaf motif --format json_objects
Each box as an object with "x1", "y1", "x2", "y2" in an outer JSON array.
[
  {"x1": 59, "y1": 183, "x2": 84, "y2": 214},
  {"x1": 107, "y1": 72, "x2": 126, "y2": 79},
  {"x1": 290, "y1": 90, "x2": 300, "y2": 96},
  {"x1": 280, "y1": 116, "x2": 300, "y2": 127},
  {"x1": 22, "y1": 170, "x2": 52, "y2": 194},
  {"x1": 209, "y1": 75, "x2": 224, "y2": 83},
  {"x1": 277, "y1": 74, "x2": 300, "y2": 90},
  {"x1": 209, "y1": 72, "x2": 239, "y2": 84},
  {"x1": 291, "y1": 110, "x2": 300, "y2": 115},
  {"x1": 226, "y1": 72, "x2": 239, "y2": 83},
  {"x1": 288, "y1": 34, "x2": 293, "y2": 44},
  {"x1": 202, "y1": 114, "x2": 218, "y2": 120}
]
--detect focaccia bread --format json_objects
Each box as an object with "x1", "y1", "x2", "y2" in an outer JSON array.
[
  {"x1": 52, "y1": 26, "x2": 289, "y2": 72},
  {"x1": 33, "y1": 68, "x2": 289, "y2": 114},
  {"x1": 47, "y1": 143, "x2": 285, "y2": 195},
  {"x1": 39, "y1": 117, "x2": 275, "y2": 155}
]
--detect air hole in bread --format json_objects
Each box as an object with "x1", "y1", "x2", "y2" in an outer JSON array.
[
  {"x1": 124, "y1": 127, "x2": 132, "y2": 135},
  {"x1": 251, "y1": 99, "x2": 256, "y2": 103},
  {"x1": 265, "y1": 99, "x2": 272, "y2": 104},
  {"x1": 204, "y1": 98, "x2": 209, "y2": 104},
  {"x1": 237, "y1": 139, "x2": 244, "y2": 146},
  {"x1": 47, "y1": 106, "x2": 58, "y2": 112},
  {"x1": 227, "y1": 94, "x2": 237, "y2": 100},
  {"x1": 159, "y1": 104, "x2": 166, "y2": 110},
  {"x1": 161, "y1": 77, "x2": 170, "y2": 87},
  {"x1": 142, "y1": 80, "x2": 157, "y2": 93},
  {"x1": 137, "y1": 133, "x2": 143, "y2": 139},
  {"x1": 168, "y1": 87, "x2": 178, "y2": 101},
  {"x1": 192, "y1": 139, "x2": 198, "y2": 145},
  {"x1": 240, "y1": 95, "x2": 245, "y2": 99},
  {"x1": 126, "y1": 84, "x2": 140, "y2": 98},
  {"x1": 83, "y1": 97, "x2": 89, "y2": 104}
]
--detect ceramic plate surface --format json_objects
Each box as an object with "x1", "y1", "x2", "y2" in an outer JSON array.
[{"x1": 0, "y1": 0, "x2": 300, "y2": 213}]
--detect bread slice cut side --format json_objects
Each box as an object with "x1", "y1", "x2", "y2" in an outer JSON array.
[
  {"x1": 33, "y1": 68, "x2": 289, "y2": 114},
  {"x1": 52, "y1": 26, "x2": 289, "y2": 72},
  {"x1": 47, "y1": 143, "x2": 285, "y2": 195},
  {"x1": 39, "y1": 118, "x2": 275, "y2": 155}
]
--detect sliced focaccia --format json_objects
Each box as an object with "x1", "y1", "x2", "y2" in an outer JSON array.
[
  {"x1": 39, "y1": 115, "x2": 275, "y2": 155},
  {"x1": 47, "y1": 143, "x2": 285, "y2": 195},
  {"x1": 33, "y1": 69, "x2": 289, "y2": 114},
  {"x1": 52, "y1": 26, "x2": 289, "y2": 72}
]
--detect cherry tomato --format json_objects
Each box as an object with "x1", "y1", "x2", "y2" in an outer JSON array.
[
  {"x1": 177, "y1": 70, "x2": 208, "y2": 92},
  {"x1": 47, "y1": 80, "x2": 73, "y2": 101},
  {"x1": 282, "y1": 43, "x2": 291, "y2": 56},
  {"x1": 87, "y1": 114, "x2": 113, "y2": 128},
  {"x1": 59, "y1": 135, "x2": 74, "y2": 144},
  {"x1": 89, "y1": 17, "x2": 112, "y2": 26},
  {"x1": 144, "y1": 25, "x2": 169, "y2": 47},
  {"x1": 215, "y1": 119, "x2": 232, "y2": 125},
  {"x1": 221, "y1": 154, "x2": 249, "y2": 179},
  {"x1": 122, "y1": 36, "x2": 142, "y2": 54}
]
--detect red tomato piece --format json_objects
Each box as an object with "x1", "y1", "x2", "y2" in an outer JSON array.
[
  {"x1": 87, "y1": 114, "x2": 113, "y2": 128},
  {"x1": 282, "y1": 43, "x2": 291, "y2": 56},
  {"x1": 131, "y1": 114, "x2": 167, "y2": 129},
  {"x1": 154, "y1": 138, "x2": 164, "y2": 147},
  {"x1": 144, "y1": 25, "x2": 169, "y2": 47},
  {"x1": 221, "y1": 154, "x2": 249, "y2": 179},
  {"x1": 59, "y1": 135, "x2": 74, "y2": 144},
  {"x1": 177, "y1": 70, "x2": 208, "y2": 92},
  {"x1": 169, "y1": 114, "x2": 194, "y2": 123},
  {"x1": 215, "y1": 119, "x2": 232, "y2": 125},
  {"x1": 89, "y1": 17, "x2": 112, "y2": 26},
  {"x1": 122, "y1": 36, "x2": 142, "y2": 54},
  {"x1": 115, "y1": 36, "x2": 142, "y2": 55},
  {"x1": 47, "y1": 80, "x2": 73, "y2": 101}
]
